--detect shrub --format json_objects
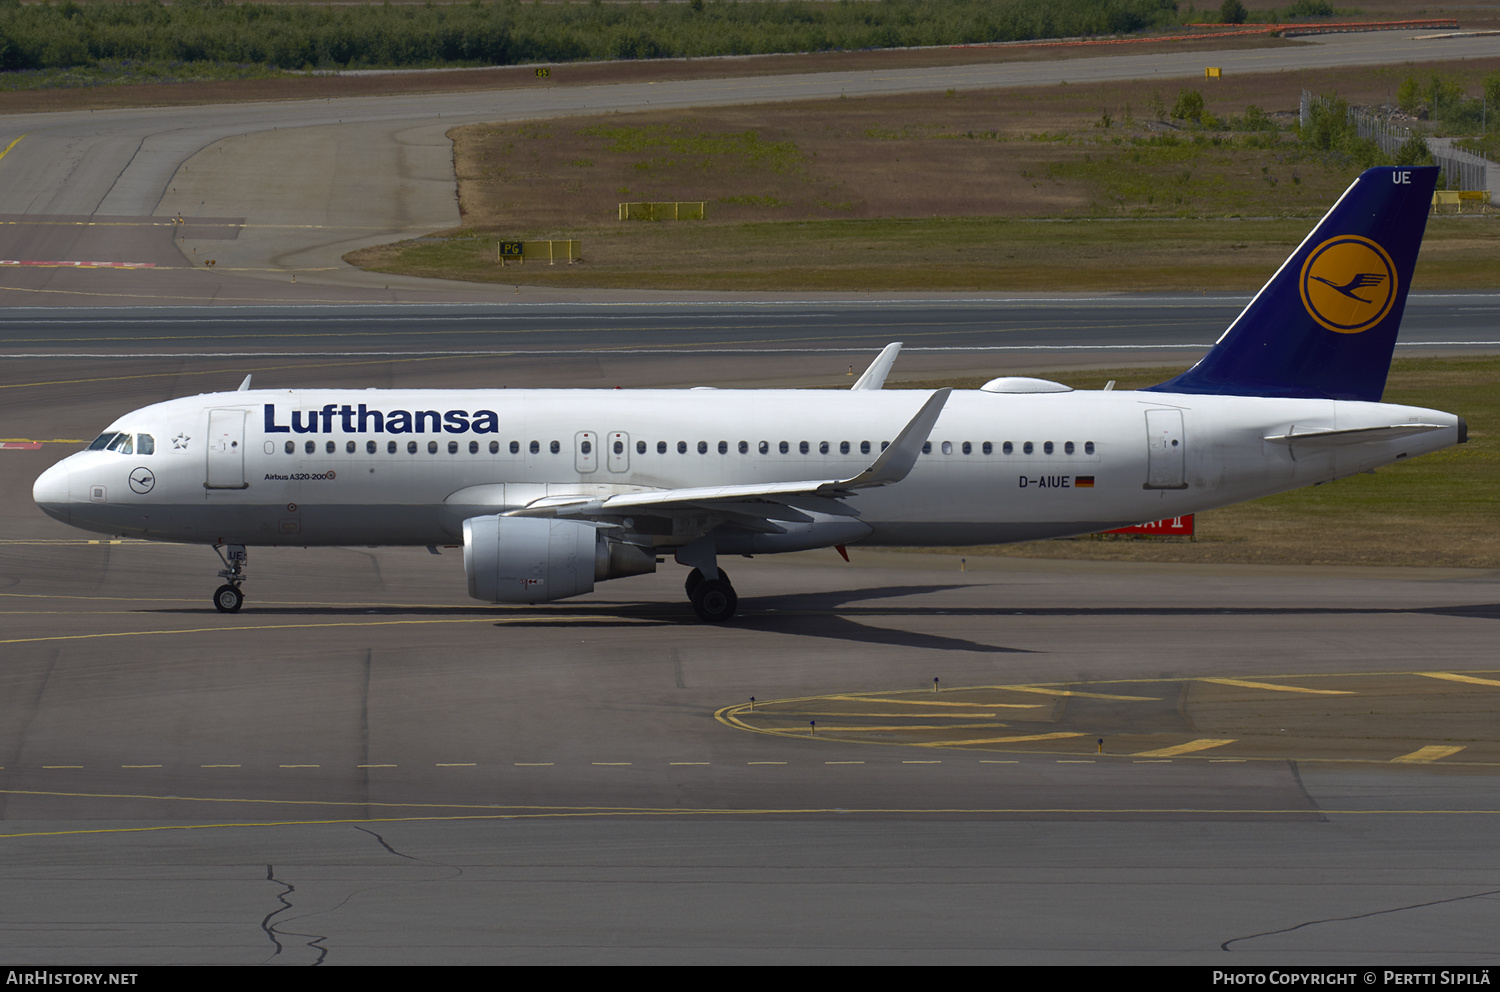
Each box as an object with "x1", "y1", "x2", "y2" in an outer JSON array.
[{"x1": 1171, "y1": 89, "x2": 1204, "y2": 122}]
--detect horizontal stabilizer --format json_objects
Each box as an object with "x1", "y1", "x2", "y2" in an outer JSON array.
[{"x1": 1263, "y1": 424, "x2": 1450, "y2": 447}]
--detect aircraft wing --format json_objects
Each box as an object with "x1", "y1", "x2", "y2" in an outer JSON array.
[{"x1": 510, "y1": 388, "x2": 950, "y2": 522}]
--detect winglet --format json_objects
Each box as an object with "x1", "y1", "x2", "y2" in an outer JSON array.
[
  {"x1": 237, "y1": 375, "x2": 252, "y2": 392},
  {"x1": 836, "y1": 387, "x2": 951, "y2": 489},
  {"x1": 851, "y1": 342, "x2": 902, "y2": 390}
]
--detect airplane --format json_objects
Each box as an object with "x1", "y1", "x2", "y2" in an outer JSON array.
[{"x1": 33, "y1": 165, "x2": 1466, "y2": 622}]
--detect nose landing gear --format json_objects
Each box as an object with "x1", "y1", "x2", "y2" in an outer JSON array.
[{"x1": 211, "y1": 544, "x2": 247, "y2": 613}]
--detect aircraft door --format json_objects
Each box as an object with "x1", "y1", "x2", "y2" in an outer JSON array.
[
  {"x1": 1143, "y1": 409, "x2": 1187, "y2": 490},
  {"x1": 206, "y1": 409, "x2": 249, "y2": 490},
  {"x1": 607, "y1": 432, "x2": 629, "y2": 473},
  {"x1": 575, "y1": 431, "x2": 598, "y2": 473}
]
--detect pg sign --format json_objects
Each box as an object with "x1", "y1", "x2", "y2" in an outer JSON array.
[{"x1": 499, "y1": 241, "x2": 524, "y2": 258}]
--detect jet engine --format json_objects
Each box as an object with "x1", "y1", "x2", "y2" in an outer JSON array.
[{"x1": 462, "y1": 515, "x2": 655, "y2": 604}]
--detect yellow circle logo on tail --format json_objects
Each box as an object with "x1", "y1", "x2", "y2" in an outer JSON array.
[{"x1": 1299, "y1": 235, "x2": 1397, "y2": 334}]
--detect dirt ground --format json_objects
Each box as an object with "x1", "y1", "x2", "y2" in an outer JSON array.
[
  {"x1": 447, "y1": 59, "x2": 1495, "y2": 234},
  {"x1": 343, "y1": 54, "x2": 1500, "y2": 292}
]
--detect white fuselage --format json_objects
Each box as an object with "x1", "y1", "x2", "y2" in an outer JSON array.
[{"x1": 33, "y1": 386, "x2": 1462, "y2": 550}]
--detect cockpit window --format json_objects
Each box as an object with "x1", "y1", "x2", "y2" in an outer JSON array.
[
  {"x1": 107, "y1": 433, "x2": 133, "y2": 454},
  {"x1": 88, "y1": 432, "x2": 124, "y2": 451},
  {"x1": 137, "y1": 434, "x2": 155, "y2": 455}
]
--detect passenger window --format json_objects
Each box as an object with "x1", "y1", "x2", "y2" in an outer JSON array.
[
  {"x1": 326, "y1": 440, "x2": 336, "y2": 454},
  {"x1": 982, "y1": 442, "x2": 992, "y2": 455},
  {"x1": 469, "y1": 440, "x2": 478, "y2": 454},
  {"x1": 819, "y1": 442, "x2": 829, "y2": 454},
  {"x1": 367, "y1": 440, "x2": 377, "y2": 454},
  {"x1": 1044, "y1": 441, "x2": 1054, "y2": 455},
  {"x1": 860, "y1": 441, "x2": 870, "y2": 455},
  {"x1": 657, "y1": 441, "x2": 667, "y2": 454},
  {"x1": 941, "y1": 441, "x2": 952, "y2": 455},
  {"x1": 718, "y1": 441, "x2": 728, "y2": 454},
  {"x1": 490, "y1": 441, "x2": 499, "y2": 454},
  {"x1": 1085, "y1": 441, "x2": 1096, "y2": 454},
  {"x1": 581, "y1": 440, "x2": 592, "y2": 454},
  {"x1": 285, "y1": 441, "x2": 295, "y2": 454},
  {"x1": 388, "y1": 441, "x2": 398, "y2": 454},
  {"x1": 839, "y1": 441, "x2": 850, "y2": 454},
  {"x1": 921, "y1": 442, "x2": 931, "y2": 454},
  {"x1": 738, "y1": 441, "x2": 748, "y2": 454},
  {"x1": 1065, "y1": 441, "x2": 1075, "y2": 455},
  {"x1": 780, "y1": 441, "x2": 789, "y2": 454},
  {"x1": 1003, "y1": 442, "x2": 1013, "y2": 454},
  {"x1": 306, "y1": 440, "x2": 316, "y2": 454},
  {"x1": 530, "y1": 441, "x2": 540, "y2": 454},
  {"x1": 677, "y1": 441, "x2": 687, "y2": 454},
  {"x1": 698, "y1": 441, "x2": 708, "y2": 454},
  {"x1": 511, "y1": 441, "x2": 520, "y2": 454},
  {"x1": 137, "y1": 434, "x2": 155, "y2": 455},
  {"x1": 429, "y1": 441, "x2": 439, "y2": 454},
  {"x1": 408, "y1": 441, "x2": 418, "y2": 454},
  {"x1": 758, "y1": 441, "x2": 769, "y2": 454},
  {"x1": 449, "y1": 441, "x2": 459, "y2": 454},
  {"x1": 1023, "y1": 442, "x2": 1034, "y2": 454},
  {"x1": 799, "y1": 441, "x2": 809, "y2": 454},
  {"x1": 549, "y1": 441, "x2": 560, "y2": 454},
  {"x1": 346, "y1": 441, "x2": 355, "y2": 454},
  {"x1": 962, "y1": 442, "x2": 971, "y2": 455}
]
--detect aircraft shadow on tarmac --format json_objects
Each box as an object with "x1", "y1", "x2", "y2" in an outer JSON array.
[{"x1": 143, "y1": 581, "x2": 1497, "y2": 654}]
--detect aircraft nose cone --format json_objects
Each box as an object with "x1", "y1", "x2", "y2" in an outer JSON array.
[{"x1": 33, "y1": 461, "x2": 70, "y2": 524}]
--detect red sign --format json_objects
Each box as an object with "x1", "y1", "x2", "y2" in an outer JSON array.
[{"x1": 1103, "y1": 515, "x2": 1194, "y2": 536}]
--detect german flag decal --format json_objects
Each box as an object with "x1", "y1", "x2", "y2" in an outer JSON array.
[{"x1": 1075, "y1": 476, "x2": 1095, "y2": 488}]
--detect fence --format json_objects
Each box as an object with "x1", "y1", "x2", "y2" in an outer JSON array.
[
  {"x1": 1300, "y1": 90, "x2": 1488, "y2": 191},
  {"x1": 619, "y1": 201, "x2": 706, "y2": 221}
]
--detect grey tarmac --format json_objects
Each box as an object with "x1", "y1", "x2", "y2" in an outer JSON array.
[{"x1": 3, "y1": 338, "x2": 1499, "y2": 964}]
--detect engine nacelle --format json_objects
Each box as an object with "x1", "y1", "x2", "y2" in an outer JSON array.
[{"x1": 462, "y1": 516, "x2": 655, "y2": 604}]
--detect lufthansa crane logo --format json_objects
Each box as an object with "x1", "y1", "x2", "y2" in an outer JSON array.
[
  {"x1": 128, "y1": 467, "x2": 155, "y2": 494},
  {"x1": 1299, "y1": 235, "x2": 1397, "y2": 334}
]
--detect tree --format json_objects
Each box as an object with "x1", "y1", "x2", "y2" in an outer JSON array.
[
  {"x1": 1220, "y1": 0, "x2": 1248, "y2": 24},
  {"x1": 1397, "y1": 77, "x2": 1422, "y2": 115}
]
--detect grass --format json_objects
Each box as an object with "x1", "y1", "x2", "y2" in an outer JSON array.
[
  {"x1": 346, "y1": 59, "x2": 1500, "y2": 292},
  {"x1": 890, "y1": 358, "x2": 1500, "y2": 568},
  {"x1": 350, "y1": 215, "x2": 1498, "y2": 294}
]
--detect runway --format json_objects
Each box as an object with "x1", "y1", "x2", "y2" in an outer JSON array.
[{"x1": 3, "y1": 319, "x2": 1499, "y2": 964}]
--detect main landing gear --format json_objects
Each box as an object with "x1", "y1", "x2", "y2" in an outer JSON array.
[
  {"x1": 211, "y1": 544, "x2": 247, "y2": 613},
  {"x1": 684, "y1": 567, "x2": 737, "y2": 623}
]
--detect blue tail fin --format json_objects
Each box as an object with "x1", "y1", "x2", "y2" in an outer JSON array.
[{"x1": 1145, "y1": 166, "x2": 1437, "y2": 402}]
